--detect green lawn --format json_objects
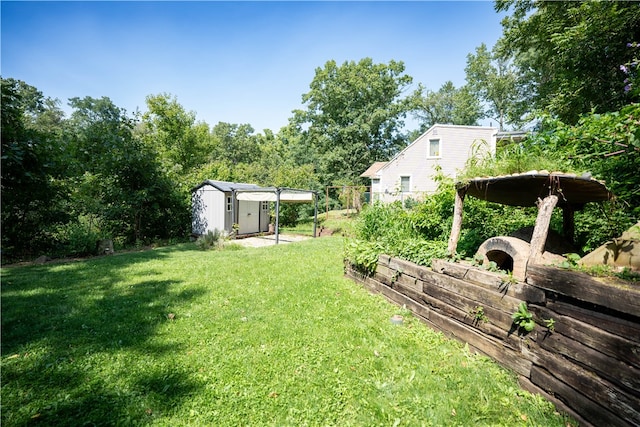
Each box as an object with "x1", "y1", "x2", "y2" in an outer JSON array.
[{"x1": 1, "y1": 238, "x2": 573, "y2": 426}]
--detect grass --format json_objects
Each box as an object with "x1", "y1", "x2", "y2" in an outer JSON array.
[
  {"x1": 1, "y1": 238, "x2": 574, "y2": 426},
  {"x1": 281, "y1": 209, "x2": 358, "y2": 237}
]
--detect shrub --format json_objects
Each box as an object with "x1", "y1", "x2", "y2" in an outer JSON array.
[
  {"x1": 195, "y1": 229, "x2": 227, "y2": 251},
  {"x1": 53, "y1": 217, "x2": 102, "y2": 257}
]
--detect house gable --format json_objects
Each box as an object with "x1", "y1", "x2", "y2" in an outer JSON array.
[{"x1": 366, "y1": 124, "x2": 496, "y2": 203}]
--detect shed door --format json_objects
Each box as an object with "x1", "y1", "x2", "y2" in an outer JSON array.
[{"x1": 238, "y1": 200, "x2": 260, "y2": 234}]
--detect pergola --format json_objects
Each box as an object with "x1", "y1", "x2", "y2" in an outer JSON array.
[
  {"x1": 447, "y1": 171, "x2": 613, "y2": 279},
  {"x1": 234, "y1": 187, "x2": 318, "y2": 244}
]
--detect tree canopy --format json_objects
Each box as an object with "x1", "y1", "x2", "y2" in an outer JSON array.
[
  {"x1": 413, "y1": 81, "x2": 483, "y2": 132},
  {"x1": 295, "y1": 58, "x2": 420, "y2": 184},
  {"x1": 495, "y1": 0, "x2": 640, "y2": 124}
]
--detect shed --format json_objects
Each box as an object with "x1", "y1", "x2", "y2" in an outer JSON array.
[{"x1": 191, "y1": 180, "x2": 317, "y2": 242}]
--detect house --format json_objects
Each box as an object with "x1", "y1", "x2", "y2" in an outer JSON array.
[
  {"x1": 361, "y1": 124, "x2": 497, "y2": 204},
  {"x1": 191, "y1": 180, "x2": 317, "y2": 239}
]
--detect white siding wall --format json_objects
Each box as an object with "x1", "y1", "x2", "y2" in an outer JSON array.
[
  {"x1": 192, "y1": 186, "x2": 226, "y2": 234},
  {"x1": 374, "y1": 125, "x2": 496, "y2": 203}
]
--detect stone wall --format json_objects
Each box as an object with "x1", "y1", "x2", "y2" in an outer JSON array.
[{"x1": 345, "y1": 255, "x2": 640, "y2": 427}]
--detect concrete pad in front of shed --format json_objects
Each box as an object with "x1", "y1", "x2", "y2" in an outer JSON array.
[{"x1": 230, "y1": 234, "x2": 311, "y2": 248}]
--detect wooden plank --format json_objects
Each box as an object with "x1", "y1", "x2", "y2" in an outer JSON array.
[
  {"x1": 535, "y1": 305, "x2": 640, "y2": 368},
  {"x1": 538, "y1": 329, "x2": 640, "y2": 392},
  {"x1": 421, "y1": 269, "x2": 523, "y2": 320},
  {"x1": 378, "y1": 254, "x2": 392, "y2": 266},
  {"x1": 425, "y1": 306, "x2": 532, "y2": 377},
  {"x1": 385, "y1": 256, "x2": 433, "y2": 282},
  {"x1": 466, "y1": 269, "x2": 547, "y2": 303},
  {"x1": 431, "y1": 259, "x2": 470, "y2": 280},
  {"x1": 395, "y1": 273, "x2": 422, "y2": 293},
  {"x1": 433, "y1": 259, "x2": 546, "y2": 302},
  {"x1": 517, "y1": 376, "x2": 589, "y2": 427},
  {"x1": 530, "y1": 365, "x2": 629, "y2": 427},
  {"x1": 417, "y1": 286, "x2": 526, "y2": 349},
  {"x1": 546, "y1": 300, "x2": 640, "y2": 340},
  {"x1": 525, "y1": 345, "x2": 640, "y2": 426},
  {"x1": 375, "y1": 279, "x2": 431, "y2": 321},
  {"x1": 526, "y1": 265, "x2": 640, "y2": 317},
  {"x1": 419, "y1": 279, "x2": 516, "y2": 332}
]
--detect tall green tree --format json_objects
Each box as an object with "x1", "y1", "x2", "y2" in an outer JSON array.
[
  {"x1": 465, "y1": 43, "x2": 523, "y2": 130},
  {"x1": 67, "y1": 96, "x2": 188, "y2": 244},
  {"x1": 413, "y1": 81, "x2": 483, "y2": 132},
  {"x1": 210, "y1": 122, "x2": 260, "y2": 165},
  {"x1": 495, "y1": 0, "x2": 640, "y2": 124},
  {"x1": 295, "y1": 58, "x2": 421, "y2": 184},
  {"x1": 141, "y1": 93, "x2": 213, "y2": 175},
  {"x1": 1, "y1": 78, "x2": 68, "y2": 258}
]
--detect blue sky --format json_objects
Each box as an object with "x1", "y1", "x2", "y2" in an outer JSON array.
[{"x1": 2, "y1": 1, "x2": 506, "y2": 133}]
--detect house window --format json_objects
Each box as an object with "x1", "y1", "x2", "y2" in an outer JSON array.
[
  {"x1": 261, "y1": 201, "x2": 269, "y2": 211},
  {"x1": 428, "y1": 139, "x2": 441, "y2": 157},
  {"x1": 400, "y1": 176, "x2": 410, "y2": 193},
  {"x1": 226, "y1": 196, "x2": 232, "y2": 212}
]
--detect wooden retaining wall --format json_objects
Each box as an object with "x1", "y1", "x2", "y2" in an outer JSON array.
[{"x1": 345, "y1": 255, "x2": 640, "y2": 427}]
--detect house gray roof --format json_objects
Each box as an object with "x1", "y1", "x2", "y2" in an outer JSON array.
[
  {"x1": 360, "y1": 162, "x2": 388, "y2": 178},
  {"x1": 191, "y1": 180, "x2": 265, "y2": 193}
]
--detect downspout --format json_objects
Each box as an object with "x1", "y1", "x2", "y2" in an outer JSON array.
[{"x1": 231, "y1": 190, "x2": 236, "y2": 237}]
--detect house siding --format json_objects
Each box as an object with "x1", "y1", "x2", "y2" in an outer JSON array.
[{"x1": 373, "y1": 125, "x2": 496, "y2": 203}]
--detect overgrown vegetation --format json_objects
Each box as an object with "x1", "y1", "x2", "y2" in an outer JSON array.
[
  {"x1": 347, "y1": 104, "x2": 639, "y2": 273},
  {"x1": 1, "y1": 237, "x2": 574, "y2": 426}
]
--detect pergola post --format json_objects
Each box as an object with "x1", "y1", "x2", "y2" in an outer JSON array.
[
  {"x1": 447, "y1": 187, "x2": 467, "y2": 256},
  {"x1": 528, "y1": 195, "x2": 559, "y2": 264},
  {"x1": 275, "y1": 189, "x2": 281, "y2": 244},
  {"x1": 313, "y1": 192, "x2": 318, "y2": 238}
]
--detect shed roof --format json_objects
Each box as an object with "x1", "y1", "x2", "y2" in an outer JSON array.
[
  {"x1": 456, "y1": 171, "x2": 613, "y2": 207},
  {"x1": 191, "y1": 180, "x2": 264, "y2": 193}
]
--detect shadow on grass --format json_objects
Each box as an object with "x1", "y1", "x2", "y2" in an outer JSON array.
[{"x1": 1, "y1": 244, "x2": 206, "y2": 425}]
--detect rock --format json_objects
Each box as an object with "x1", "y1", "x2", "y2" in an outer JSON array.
[{"x1": 34, "y1": 255, "x2": 50, "y2": 264}]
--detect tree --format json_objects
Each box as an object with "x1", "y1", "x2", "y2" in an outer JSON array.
[
  {"x1": 67, "y1": 96, "x2": 188, "y2": 244},
  {"x1": 495, "y1": 0, "x2": 640, "y2": 124},
  {"x1": 295, "y1": 58, "x2": 421, "y2": 184},
  {"x1": 141, "y1": 93, "x2": 213, "y2": 175},
  {"x1": 210, "y1": 122, "x2": 260, "y2": 165},
  {"x1": 413, "y1": 81, "x2": 483, "y2": 132},
  {"x1": 1, "y1": 78, "x2": 68, "y2": 258},
  {"x1": 465, "y1": 43, "x2": 523, "y2": 130}
]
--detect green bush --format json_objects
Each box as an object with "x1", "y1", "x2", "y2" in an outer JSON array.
[{"x1": 53, "y1": 218, "x2": 102, "y2": 257}]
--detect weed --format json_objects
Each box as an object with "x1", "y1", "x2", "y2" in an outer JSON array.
[
  {"x1": 512, "y1": 302, "x2": 536, "y2": 333},
  {"x1": 544, "y1": 318, "x2": 556, "y2": 333},
  {"x1": 470, "y1": 306, "x2": 489, "y2": 324}
]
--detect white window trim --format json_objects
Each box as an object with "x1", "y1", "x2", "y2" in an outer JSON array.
[
  {"x1": 428, "y1": 138, "x2": 441, "y2": 158},
  {"x1": 400, "y1": 175, "x2": 411, "y2": 193}
]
